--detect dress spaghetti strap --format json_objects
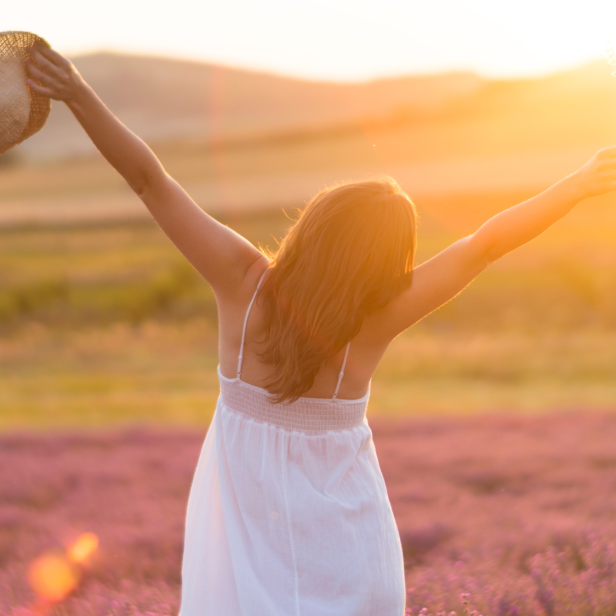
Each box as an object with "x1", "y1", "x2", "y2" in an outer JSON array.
[
  {"x1": 237, "y1": 267, "x2": 352, "y2": 400},
  {"x1": 332, "y1": 341, "x2": 351, "y2": 400},
  {"x1": 237, "y1": 269, "x2": 268, "y2": 379}
]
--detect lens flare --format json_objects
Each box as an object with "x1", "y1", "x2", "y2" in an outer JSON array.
[
  {"x1": 66, "y1": 532, "x2": 99, "y2": 564},
  {"x1": 27, "y1": 552, "x2": 80, "y2": 603},
  {"x1": 606, "y1": 40, "x2": 616, "y2": 77}
]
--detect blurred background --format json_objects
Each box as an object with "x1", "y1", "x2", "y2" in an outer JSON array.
[
  {"x1": 3, "y1": 0, "x2": 616, "y2": 430},
  {"x1": 5, "y1": 3, "x2": 616, "y2": 614}
]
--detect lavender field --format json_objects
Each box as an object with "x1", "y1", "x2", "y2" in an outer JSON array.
[{"x1": 2, "y1": 411, "x2": 616, "y2": 615}]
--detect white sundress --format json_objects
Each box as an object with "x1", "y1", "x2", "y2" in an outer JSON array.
[{"x1": 179, "y1": 273, "x2": 406, "y2": 616}]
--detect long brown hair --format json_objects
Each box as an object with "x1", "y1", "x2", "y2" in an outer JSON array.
[{"x1": 257, "y1": 177, "x2": 418, "y2": 403}]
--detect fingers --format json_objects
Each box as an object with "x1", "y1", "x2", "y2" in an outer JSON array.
[
  {"x1": 32, "y1": 44, "x2": 73, "y2": 71},
  {"x1": 25, "y1": 61, "x2": 56, "y2": 88},
  {"x1": 29, "y1": 47, "x2": 66, "y2": 79},
  {"x1": 27, "y1": 79, "x2": 55, "y2": 99},
  {"x1": 24, "y1": 45, "x2": 82, "y2": 102}
]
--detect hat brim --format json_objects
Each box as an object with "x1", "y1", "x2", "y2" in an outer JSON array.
[{"x1": 0, "y1": 31, "x2": 52, "y2": 155}]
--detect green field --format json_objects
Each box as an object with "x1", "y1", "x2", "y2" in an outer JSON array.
[{"x1": 2, "y1": 185, "x2": 616, "y2": 430}]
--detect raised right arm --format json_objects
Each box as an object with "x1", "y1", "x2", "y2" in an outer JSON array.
[
  {"x1": 26, "y1": 45, "x2": 266, "y2": 300},
  {"x1": 380, "y1": 147, "x2": 616, "y2": 338}
]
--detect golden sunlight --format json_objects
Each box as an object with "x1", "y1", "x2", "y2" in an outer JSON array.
[{"x1": 6, "y1": 0, "x2": 616, "y2": 81}]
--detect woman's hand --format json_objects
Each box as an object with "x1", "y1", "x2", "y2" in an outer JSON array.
[
  {"x1": 567, "y1": 146, "x2": 616, "y2": 201},
  {"x1": 26, "y1": 45, "x2": 85, "y2": 103}
]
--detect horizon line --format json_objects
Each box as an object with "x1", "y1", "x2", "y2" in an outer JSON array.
[{"x1": 63, "y1": 46, "x2": 611, "y2": 86}]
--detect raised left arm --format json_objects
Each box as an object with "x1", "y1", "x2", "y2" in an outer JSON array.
[
  {"x1": 377, "y1": 146, "x2": 616, "y2": 339},
  {"x1": 472, "y1": 147, "x2": 616, "y2": 263}
]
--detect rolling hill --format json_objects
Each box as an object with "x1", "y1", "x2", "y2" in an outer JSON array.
[
  {"x1": 11, "y1": 52, "x2": 485, "y2": 162},
  {"x1": 3, "y1": 53, "x2": 616, "y2": 226}
]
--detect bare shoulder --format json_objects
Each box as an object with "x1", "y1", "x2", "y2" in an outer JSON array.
[
  {"x1": 214, "y1": 253, "x2": 270, "y2": 306},
  {"x1": 364, "y1": 236, "x2": 489, "y2": 343},
  {"x1": 358, "y1": 291, "x2": 412, "y2": 348},
  {"x1": 343, "y1": 302, "x2": 404, "y2": 379}
]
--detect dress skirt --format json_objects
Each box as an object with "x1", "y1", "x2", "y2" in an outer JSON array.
[{"x1": 179, "y1": 369, "x2": 406, "y2": 616}]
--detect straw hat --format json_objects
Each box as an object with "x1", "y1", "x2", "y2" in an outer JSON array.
[{"x1": 0, "y1": 31, "x2": 51, "y2": 155}]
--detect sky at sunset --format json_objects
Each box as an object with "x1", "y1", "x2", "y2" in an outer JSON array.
[{"x1": 5, "y1": 0, "x2": 616, "y2": 81}]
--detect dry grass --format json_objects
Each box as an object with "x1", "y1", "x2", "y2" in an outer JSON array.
[
  {"x1": 2, "y1": 320, "x2": 616, "y2": 430},
  {"x1": 1, "y1": 184, "x2": 616, "y2": 429}
]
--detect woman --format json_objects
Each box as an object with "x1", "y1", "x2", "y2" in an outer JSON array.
[{"x1": 26, "y1": 45, "x2": 616, "y2": 616}]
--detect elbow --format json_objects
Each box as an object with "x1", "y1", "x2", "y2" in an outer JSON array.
[
  {"x1": 129, "y1": 165, "x2": 166, "y2": 199},
  {"x1": 129, "y1": 178, "x2": 148, "y2": 199},
  {"x1": 468, "y1": 232, "x2": 497, "y2": 267}
]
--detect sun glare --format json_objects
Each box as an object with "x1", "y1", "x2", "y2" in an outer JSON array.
[
  {"x1": 5, "y1": 0, "x2": 616, "y2": 81},
  {"x1": 25, "y1": 533, "x2": 99, "y2": 608},
  {"x1": 67, "y1": 532, "x2": 99, "y2": 564},
  {"x1": 606, "y1": 40, "x2": 616, "y2": 76},
  {"x1": 27, "y1": 553, "x2": 80, "y2": 603}
]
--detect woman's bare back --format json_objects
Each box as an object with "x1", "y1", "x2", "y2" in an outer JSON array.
[{"x1": 217, "y1": 259, "x2": 392, "y2": 401}]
